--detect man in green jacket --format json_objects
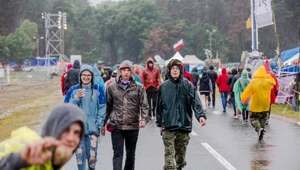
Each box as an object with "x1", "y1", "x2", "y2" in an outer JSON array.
[{"x1": 156, "y1": 59, "x2": 207, "y2": 170}]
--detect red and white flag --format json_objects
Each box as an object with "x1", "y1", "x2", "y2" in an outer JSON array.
[{"x1": 173, "y1": 39, "x2": 184, "y2": 51}]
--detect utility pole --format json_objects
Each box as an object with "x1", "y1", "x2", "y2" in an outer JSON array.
[
  {"x1": 32, "y1": 36, "x2": 44, "y2": 58},
  {"x1": 206, "y1": 29, "x2": 216, "y2": 56}
]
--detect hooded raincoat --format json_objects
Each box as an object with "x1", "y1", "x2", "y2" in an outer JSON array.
[
  {"x1": 141, "y1": 57, "x2": 161, "y2": 90},
  {"x1": 264, "y1": 60, "x2": 279, "y2": 104},
  {"x1": 233, "y1": 70, "x2": 251, "y2": 111},
  {"x1": 156, "y1": 59, "x2": 206, "y2": 132},
  {"x1": 105, "y1": 60, "x2": 149, "y2": 130},
  {"x1": 64, "y1": 65, "x2": 106, "y2": 136},
  {"x1": 0, "y1": 103, "x2": 85, "y2": 170},
  {"x1": 92, "y1": 64, "x2": 105, "y2": 93},
  {"x1": 241, "y1": 66, "x2": 275, "y2": 112}
]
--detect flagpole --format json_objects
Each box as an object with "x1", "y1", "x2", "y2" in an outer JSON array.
[{"x1": 251, "y1": 0, "x2": 259, "y2": 52}]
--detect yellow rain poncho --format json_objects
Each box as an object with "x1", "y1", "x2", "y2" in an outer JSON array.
[
  {"x1": 0, "y1": 127, "x2": 55, "y2": 170},
  {"x1": 241, "y1": 66, "x2": 275, "y2": 112}
]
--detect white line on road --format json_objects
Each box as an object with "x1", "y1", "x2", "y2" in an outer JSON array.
[
  {"x1": 202, "y1": 143, "x2": 236, "y2": 170},
  {"x1": 191, "y1": 130, "x2": 198, "y2": 136},
  {"x1": 213, "y1": 110, "x2": 222, "y2": 114}
]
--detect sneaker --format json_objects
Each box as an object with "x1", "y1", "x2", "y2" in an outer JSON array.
[
  {"x1": 258, "y1": 128, "x2": 265, "y2": 141},
  {"x1": 234, "y1": 115, "x2": 238, "y2": 120},
  {"x1": 242, "y1": 121, "x2": 247, "y2": 125},
  {"x1": 208, "y1": 102, "x2": 211, "y2": 107}
]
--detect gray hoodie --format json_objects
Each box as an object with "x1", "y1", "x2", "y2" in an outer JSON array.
[{"x1": 0, "y1": 103, "x2": 86, "y2": 170}]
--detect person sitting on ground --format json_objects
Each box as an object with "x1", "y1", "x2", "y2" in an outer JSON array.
[{"x1": 0, "y1": 103, "x2": 85, "y2": 170}]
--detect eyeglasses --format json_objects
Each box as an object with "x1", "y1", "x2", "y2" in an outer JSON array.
[{"x1": 81, "y1": 74, "x2": 92, "y2": 77}]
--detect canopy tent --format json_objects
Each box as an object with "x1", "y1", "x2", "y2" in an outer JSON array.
[
  {"x1": 182, "y1": 55, "x2": 205, "y2": 65},
  {"x1": 165, "y1": 52, "x2": 183, "y2": 65},
  {"x1": 271, "y1": 46, "x2": 300, "y2": 65},
  {"x1": 153, "y1": 55, "x2": 165, "y2": 66}
]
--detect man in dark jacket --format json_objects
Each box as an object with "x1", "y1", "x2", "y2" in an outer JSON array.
[
  {"x1": 104, "y1": 60, "x2": 149, "y2": 170},
  {"x1": 207, "y1": 65, "x2": 218, "y2": 108},
  {"x1": 227, "y1": 68, "x2": 237, "y2": 115},
  {"x1": 156, "y1": 59, "x2": 206, "y2": 170},
  {"x1": 0, "y1": 103, "x2": 85, "y2": 170},
  {"x1": 64, "y1": 60, "x2": 81, "y2": 92},
  {"x1": 191, "y1": 67, "x2": 199, "y2": 87},
  {"x1": 230, "y1": 67, "x2": 243, "y2": 119}
]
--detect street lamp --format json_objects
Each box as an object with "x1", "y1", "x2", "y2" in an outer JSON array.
[
  {"x1": 32, "y1": 36, "x2": 44, "y2": 58},
  {"x1": 206, "y1": 29, "x2": 216, "y2": 55}
]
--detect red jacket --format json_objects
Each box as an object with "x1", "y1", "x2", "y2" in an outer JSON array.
[
  {"x1": 60, "y1": 64, "x2": 73, "y2": 95},
  {"x1": 264, "y1": 60, "x2": 279, "y2": 104},
  {"x1": 142, "y1": 57, "x2": 161, "y2": 89},
  {"x1": 216, "y1": 68, "x2": 230, "y2": 92}
]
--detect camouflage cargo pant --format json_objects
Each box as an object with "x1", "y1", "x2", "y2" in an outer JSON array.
[
  {"x1": 162, "y1": 130, "x2": 190, "y2": 170},
  {"x1": 250, "y1": 111, "x2": 268, "y2": 132}
]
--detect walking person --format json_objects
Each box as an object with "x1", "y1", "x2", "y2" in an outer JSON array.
[
  {"x1": 233, "y1": 70, "x2": 251, "y2": 124},
  {"x1": 61, "y1": 63, "x2": 72, "y2": 96},
  {"x1": 292, "y1": 73, "x2": 300, "y2": 111},
  {"x1": 64, "y1": 64, "x2": 107, "y2": 170},
  {"x1": 231, "y1": 67, "x2": 243, "y2": 119},
  {"x1": 156, "y1": 59, "x2": 206, "y2": 170},
  {"x1": 241, "y1": 66, "x2": 275, "y2": 140},
  {"x1": 227, "y1": 68, "x2": 237, "y2": 117},
  {"x1": 216, "y1": 68, "x2": 231, "y2": 113},
  {"x1": 104, "y1": 60, "x2": 148, "y2": 170},
  {"x1": 198, "y1": 71, "x2": 212, "y2": 112},
  {"x1": 64, "y1": 60, "x2": 81, "y2": 94},
  {"x1": 0, "y1": 103, "x2": 85, "y2": 170},
  {"x1": 191, "y1": 67, "x2": 199, "y2": 88},
  {"x1": 141, "y1": 57, "x2": 161, "y2": 119},
  {"x1": 207, "y1": 65, "x2": 218, "y2": 108},
  {"x1": 264, "y1": 60, "x2": 279, "y2": 125}
]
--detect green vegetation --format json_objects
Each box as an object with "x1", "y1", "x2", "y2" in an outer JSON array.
[
  {"x1": 0, "y1": 0, "x2": 299, "y2": 64},
  {"x1": 271, "y1": 104, "x2": 300, "y2": 120}
]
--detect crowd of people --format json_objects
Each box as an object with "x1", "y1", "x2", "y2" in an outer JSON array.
[{"x1": 0, "y1": 57, "x2": 285, "y2": 170}]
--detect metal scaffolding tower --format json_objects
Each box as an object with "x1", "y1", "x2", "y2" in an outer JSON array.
[{"x1": 42, "y1": 12, "x2": 69, "y2": 71}]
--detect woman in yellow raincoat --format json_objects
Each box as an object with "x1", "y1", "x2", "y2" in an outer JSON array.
[{"x1": 241, "y1": 66, "x2": 275, "y2": 140}]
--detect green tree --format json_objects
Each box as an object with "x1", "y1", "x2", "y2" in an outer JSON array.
[
  {"x1": 0, "y1": 36, "x2": 10, "y2": 62},
  {"x1": 6, "y1": 20, "x2": 37, "y2": 63},
  {"x1": 117, "y1": 0, "x2": 160, "y2": 63},
  {"x1": 96, "y1": 2, "x2": 121, "y2": 64}
]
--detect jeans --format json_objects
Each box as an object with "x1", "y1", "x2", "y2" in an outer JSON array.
[
  {"x1": 75, "y1": 135, "x2": 99, "y2": 170},
  {"x1": 111, "y1": 129, "x2": 139, "y2": 170},
  {"x1": 231, "y1": 94, "x2": 236, "y2": 116},
  {"x1": 220, "y1": 92, "x2": 228, "y2": 112}
]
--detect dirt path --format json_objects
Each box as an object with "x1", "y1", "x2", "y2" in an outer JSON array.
[{"x1": 0, "y1": 77, "x2": 64, "y2": 140}]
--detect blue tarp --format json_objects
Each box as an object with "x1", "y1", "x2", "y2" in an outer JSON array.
[
  {"x1": 270, "y1": 46, "x2": 300, "y2": 69},
  {"x1": 272, "y1": 46, "x2": 300, "y2": 62}
]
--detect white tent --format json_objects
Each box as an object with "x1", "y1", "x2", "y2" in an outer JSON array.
[
  {"x1": 182, "y1": 55, "x2": 205, "y2": 65},
  {"x1": 165, "y1": 52, "x2": 183, "y2": 65}
]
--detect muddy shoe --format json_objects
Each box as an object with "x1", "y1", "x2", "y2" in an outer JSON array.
[{"x1": 258, "y1": 128, "x2": 266, "y2": 141}]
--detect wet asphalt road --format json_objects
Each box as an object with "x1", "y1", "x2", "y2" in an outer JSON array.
[{"x1": 65, "y1": 97, "x2": 300, "y2": 170}]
